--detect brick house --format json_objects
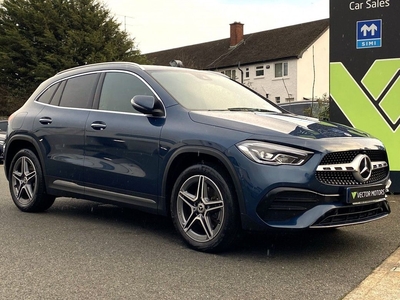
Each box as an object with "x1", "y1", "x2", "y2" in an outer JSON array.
[{"x1": 145, "y1": 19, "x2": 329, "y2": 104}]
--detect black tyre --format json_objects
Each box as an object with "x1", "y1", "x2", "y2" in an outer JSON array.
[
  {"x1": 9, "y1": 149, "x2": 55, "y2": 212},
  {"x1": 171, "y1": 163, "x2": 239, "y2": 252}
]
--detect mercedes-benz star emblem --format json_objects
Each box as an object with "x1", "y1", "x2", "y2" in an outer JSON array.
[{"x1": 353, "y1": 154, "x2": 373, "y2": 183}]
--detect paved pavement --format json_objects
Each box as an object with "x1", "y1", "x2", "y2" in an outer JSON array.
[{"x1": 343, "y1": 196, "x2": 400, "y2": 300}]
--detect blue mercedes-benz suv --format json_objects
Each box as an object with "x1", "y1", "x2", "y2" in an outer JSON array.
[{"x1": 3, "y1": 62, "x2": 391, "y2": 252}]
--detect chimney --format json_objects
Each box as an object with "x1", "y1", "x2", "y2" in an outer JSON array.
[{"x1": 230, "y1": 22, "x2": 244, "y2": 47}]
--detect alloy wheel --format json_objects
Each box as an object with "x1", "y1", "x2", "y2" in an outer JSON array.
[
  {"x1": 176, "y1": 174, "x2": 225, "y2": 243},
  {"x1": 11, "y1": 156, "x2": 38, "y2": 206}
]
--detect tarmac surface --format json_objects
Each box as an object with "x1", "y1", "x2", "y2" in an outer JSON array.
[{"x1": 0, "y1": 164, "x2": 399, "y2": 299}]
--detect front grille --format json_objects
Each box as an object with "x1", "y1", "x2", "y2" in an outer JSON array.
[
  {"x1": 320, "y1": 150, "x2": 387, "y2": 165},
  {"x1": 316, "y1": 150, "x2": 389, "y2": 186},
  {"x1": 311, "y1": 201, "x2": 390, "y2": 227},
  {"x1": 316, "y1": 168, "x2": 388, "y2": 185}
]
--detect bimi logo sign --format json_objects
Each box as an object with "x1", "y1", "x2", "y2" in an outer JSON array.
[{"x1": 357, "y1": 19, "x2": 382, "y2": 49}]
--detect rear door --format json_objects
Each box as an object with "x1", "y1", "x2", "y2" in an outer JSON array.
[
  {"x1": 34, "y1": 73, "x2": 99, "y2": 194},
  {"x1": 84, "y1": 71, "x2": 164, "y2": 210}
]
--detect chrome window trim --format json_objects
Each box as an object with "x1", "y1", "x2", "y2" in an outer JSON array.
[{"x1": 34, "y1": 69, "x2": 166, "y2": 118}]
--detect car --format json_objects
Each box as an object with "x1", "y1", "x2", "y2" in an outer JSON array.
[
  {"x1": 0, "y1": 120, "x2": 7, "y2": 164},
  {"x1": 3, "y1": 62, "x2": 391, "y2": 252},
  {"x1": 279, "y1": 100, "x2": 328, "y2": 117}
]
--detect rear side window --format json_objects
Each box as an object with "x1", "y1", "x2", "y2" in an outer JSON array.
[
  {"x1": 99, "y1": 72, "x2": 154, "y2": 113},
  {"x1": 59, "y1": 74, "x2": 98, "y2": 108},
  {"x1": 36, "y1": 83, "x2": 59, "y2": 104}
]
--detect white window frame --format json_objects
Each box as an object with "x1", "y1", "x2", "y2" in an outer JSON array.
[
  {"x1": 274, "y1": 62, "x2": 288, "y2": 78},
  {"x1": 255, "y1": 66, "x2": 264, "y2": 77},
  {"x1": 245, "y1": 67, "x2": 250, "y2": 78},
  {"x1": 222, "y1": 69, "x2": 237, "y2": 80}
]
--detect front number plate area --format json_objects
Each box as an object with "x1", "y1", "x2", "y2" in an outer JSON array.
[{"x1": 346, "y1": 184, "x2": 386, "y2": 204}]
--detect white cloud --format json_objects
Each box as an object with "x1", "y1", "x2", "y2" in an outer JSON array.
[{"x1": 104, "y1": 0, "x2": 329, "y2": 53}]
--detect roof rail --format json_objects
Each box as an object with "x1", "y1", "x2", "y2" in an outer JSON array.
[{"x1": 56, "y1": 61, "x2": 143, "y2": 75}]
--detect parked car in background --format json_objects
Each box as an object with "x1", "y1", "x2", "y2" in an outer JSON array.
[
  {"x1": 0, "y1": 120, "x2": 7, "y2": 164},
  {"x1": 3, "y1": 62, "x2": 391, "y2": 252},
  {"x1": 280, "y1": 100, "x2": 329, "y2": 119}
]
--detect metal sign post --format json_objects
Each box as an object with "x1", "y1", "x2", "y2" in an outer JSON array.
[{"x1": 330, "y1": 0, "x2": 400, "y2": 192}]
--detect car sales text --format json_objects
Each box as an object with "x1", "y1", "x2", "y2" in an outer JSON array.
[{"x1": 350, "y1": 0, "x2": 390, "y2": 10}]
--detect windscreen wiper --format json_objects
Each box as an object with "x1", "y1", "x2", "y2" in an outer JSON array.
[{"x1": 228, "y1": 107, "x2": 275, "y2": 112}]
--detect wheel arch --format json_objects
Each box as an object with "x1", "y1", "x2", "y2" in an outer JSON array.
[
  {"x1": 4, "y1": 134, "x2": 46, "y2": 180},
  {"x1": 160, "y1": 146, "x2": 245, "y2": 219}
]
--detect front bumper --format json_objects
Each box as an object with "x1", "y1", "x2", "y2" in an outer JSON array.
[
  {"x1": 256, "y1": 187, "x2": 390, "y2": 229},
  {"x1": 228, "y1": 145, "x2": 391, "y2": 231}
]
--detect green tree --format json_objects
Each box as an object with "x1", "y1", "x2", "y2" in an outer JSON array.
[
  {"x1": 0, "y1": 0, "x2": 149, "y2": 116},
  {"x1": 304, "y1": 93, "x2": 330, "y2": 121}
]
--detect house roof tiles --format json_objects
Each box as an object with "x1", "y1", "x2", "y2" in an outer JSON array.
[{"x1": 145, "y1": 19, "x2": 329, "y2": 70}]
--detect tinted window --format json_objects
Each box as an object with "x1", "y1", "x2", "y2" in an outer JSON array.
[
  {"x1": 59, "y1": 74, "x2": 98, "y2": 108},
  {"x1": 50, "y1": 81, "x2": 65, "y2": 106},
  {"x1": 37, "y1": 83, "x2": 59, "y2": 104},
  {"x1": 99, "y1": 72, "x2": 154, "y2": 113}
]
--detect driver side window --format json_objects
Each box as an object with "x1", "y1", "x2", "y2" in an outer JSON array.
[{"x1": 99, "y1": 72, "x2": 154, "y2": 113}]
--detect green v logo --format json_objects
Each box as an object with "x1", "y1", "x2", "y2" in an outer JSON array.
[
  {"x1": 330, "y1": 60, "x2": 400, "y2": 171},
  {"x1": 331, "y1": 59, "x2": 400, "y2": 131}
]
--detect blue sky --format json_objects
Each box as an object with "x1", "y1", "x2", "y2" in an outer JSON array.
[{"x1": 104, "y1": 0, "x2": 329, "y2": 53}]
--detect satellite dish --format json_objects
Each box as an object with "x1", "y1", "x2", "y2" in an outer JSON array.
[{"x1": 169, "y1": 60, "x2": 184, "y2": 67}]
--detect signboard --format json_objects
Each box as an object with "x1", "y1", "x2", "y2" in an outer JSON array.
[
  {"x1": 356, "y1": 19, "x2": 382, "y2": 49},
  {"x1": 330, "y1": 0, "x2": 400, "y2": 192}
]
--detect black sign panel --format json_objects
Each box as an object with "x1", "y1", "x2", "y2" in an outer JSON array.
[
  {"x1": 330, "y1": 0, "x2": 400, "y2": 193},
  {"x1": 330, "y1": 0, "x2": 400, "y2": 82}
]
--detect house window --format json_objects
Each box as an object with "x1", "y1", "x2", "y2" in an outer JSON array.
[
  {"x1": 245, "y1": 68, "x2": 249, "y2": 78},
  {"x1": 223, "y1": 69, "x2": 236, "y2": 80},
  {"x1": 275, "y1": 62, "x2": 288, "y2": 78},
  {"x1": 255, "y1": 66, "x2": 264, "y2": 77},
  {"x1": 275, "y1": 97, "x2": 281, "y2": 103}
]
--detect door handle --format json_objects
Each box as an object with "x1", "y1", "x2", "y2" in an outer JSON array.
[
  {"x1": 39, "y1": 117, "x2": 52, "y2": 125},
  {"x1": 91, "y1": 121, "x2": 107, "y2": 130}
]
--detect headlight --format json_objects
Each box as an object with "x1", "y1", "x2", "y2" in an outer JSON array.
[{"x1": 237, "y1": 141, "x2": 313, "y2": 165}]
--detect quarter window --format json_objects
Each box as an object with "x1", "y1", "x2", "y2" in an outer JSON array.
[
  {"x1": 50, "y1": 81, "x2": 65, "y2": 106},
  {"x1": 275, "y1": 62, "x2": 288, "y2": 78},
  {"x1": 36, "y1": 83, "x2": 59, "y2": 104},
  {"x1": 99, "y1": 72, "x2": 154, "y2": 113}
]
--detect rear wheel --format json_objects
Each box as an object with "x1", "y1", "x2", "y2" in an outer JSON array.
[
  {"x1": 171, "y1": 163, "x2": 239, "y2": 252},
  {"x1": 9, "y1": 149, "x2": 55, "y2": 212}
]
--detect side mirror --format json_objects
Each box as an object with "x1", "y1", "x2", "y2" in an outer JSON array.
[{"x1": 131, "y1": 95, "x2": 164, "y2": 117}]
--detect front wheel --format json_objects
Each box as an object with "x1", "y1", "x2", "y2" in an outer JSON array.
[
  {"x1": 9, "y1": 149, "x2": 55, "y2": 212},
  {"x1": 171, "y1": 164, "x2": 239, "y2": 252}
]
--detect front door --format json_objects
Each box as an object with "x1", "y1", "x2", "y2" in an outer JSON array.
[{"x1": 84, "y1": 71, "x2": 164, "y2": 210}]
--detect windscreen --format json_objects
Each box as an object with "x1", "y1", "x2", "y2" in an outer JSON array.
[{"x1": 149, "y1": 69, "x2": 282, "y2": 112}]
